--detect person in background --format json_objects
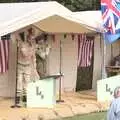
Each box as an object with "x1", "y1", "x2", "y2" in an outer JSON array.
[
  {"x1": 17, "y1": 28, "x2": 39, "y2": 106},
  {"x1": 107, "y1": 86, "x2": 120, "y2": 120}
]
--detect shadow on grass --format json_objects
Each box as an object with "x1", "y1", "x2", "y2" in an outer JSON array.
[{"x1": 55, "y1": 111, "x2": 107, "y2": 120}]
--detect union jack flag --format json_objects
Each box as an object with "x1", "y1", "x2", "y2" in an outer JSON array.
[{"x1": 101, "y1": 0, "x2": 120, "y2": 43}]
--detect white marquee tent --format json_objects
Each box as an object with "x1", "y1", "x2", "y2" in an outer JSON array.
[
  {"x1": 0, "y1": 1, "x2": 101, "y2": 37},
  {"x1": 0, "y1": 1, "x2": 105, "y2": 97}
]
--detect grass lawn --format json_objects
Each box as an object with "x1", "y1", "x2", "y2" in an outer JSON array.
[{"x1": 56, "y1": 112, "x2": 107, "y2": 120}]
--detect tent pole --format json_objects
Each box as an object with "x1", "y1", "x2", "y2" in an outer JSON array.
[
  {"x1": 56, "y1": 39, "x2": 64, "y2": 103},
  {"x1": 111, "y1": 44, "x2": 113, "y2": 61},
  {"x1": 102, "y1": 34, "x2": 107, "y2": 79},
  {"x1": 11, "y1": 39, "x2": 21, "y2": 108},
  {"x1": 119, "y1": 41, "x2": 120, "y2": 54},
  {"x1": 100, "y1": 33, "x2": 103, "y2": 79}
]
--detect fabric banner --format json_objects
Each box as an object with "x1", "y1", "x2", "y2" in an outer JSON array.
[
  {"x1": 0, "y1": 35, "x2": 10, "y2": 73},
  {"x1": 101, "y1": 0, "x2": 120, "y2": 43},
  {"x1": 78, "y1": 34, "x2": 94, "y2": 67}
]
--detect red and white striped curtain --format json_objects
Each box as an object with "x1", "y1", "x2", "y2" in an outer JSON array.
[
  {"x1": 0, "y1": 35, "x2": 10, "y2": 73},
  {"x1": 78, "y1": 34, "x2": 94, "y2": 67}
]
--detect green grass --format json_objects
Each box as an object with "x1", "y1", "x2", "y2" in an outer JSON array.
[{"x1": 56, "y1": 112, "x2": 107, "y2": 120}]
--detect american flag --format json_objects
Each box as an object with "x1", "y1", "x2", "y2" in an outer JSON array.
[
  {"x1": 78, "y1": 34, "x2": 94, "y2": 67},
  {"x1": 101, "y1": 0, "x2": 120, "y2": 43},
  {"x1": 0, "y1": 35, "x2": 10, "y2": 73}
]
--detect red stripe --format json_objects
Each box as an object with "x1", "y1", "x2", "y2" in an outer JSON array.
[
  {"x1": 85, "y1": 40, "x2": 90, "y2": 66},
  {"x1": 0, "y1": 39, "x2": 9, "y2": 73},
  {"x1": 80, "y1": 34, "x2": 86, "y2": 66},
  {"x1": 5, "y1": 40, "x2": 9, "y2": 70},
  {"x1": 3, "y1": 40, "x2": 6, "y2": 72},
  {"x1": 78, "y1": 34, "x2": 85, "y2": 66},
  {"x1": 7, "y1": 40, "x2": 9, "y2": 70},
  {"x1": 87, "y1": 40, "x2": 92, "y2": 66},
  {"x1": 78, "y1": 34, "x2": 94, "y2": 67},
  {"x1": 1, "y1": 40, "x2": 5, "y2": 72},
  {"x1": 86, "y1": 40, "x2": 89, "y2": 66},
  {"x1": 0, "y1": 41, "x2": 3, "y2": 73},
  {"x1": 80, "y1": 34, "x2": 87, "y2": 66}
]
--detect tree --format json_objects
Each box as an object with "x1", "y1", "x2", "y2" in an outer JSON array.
[
  {"x1": 0, "y1": 0, "x2": 100, "y2": 11},
  {"x1": 0, "y1": 0, "x2": 16, "y2": 2},
  {"x1": 56, "y1": 0, "x2": 100, "y2": 11}
]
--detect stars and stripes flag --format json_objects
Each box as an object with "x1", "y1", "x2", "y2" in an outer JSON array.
[
  {"x1": 101, "y1": 0, "x2": 120, "y2": 43},
  {"x1": 77, "y1": 34, "x2": 94, "y2": 67},
  {"x1": 0, "y1": 35, "x2": 10, "y2": 73}
]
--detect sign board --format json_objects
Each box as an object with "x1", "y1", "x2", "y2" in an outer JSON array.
[
  {"x1": 97, "y1": 75, "x2": 120, "y2": 101},
  {"x1": 27, "y1": 78, "x2": 56, "y2": 108}
]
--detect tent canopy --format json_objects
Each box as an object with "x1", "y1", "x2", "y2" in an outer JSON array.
[
  {"x1": 34, "y1": 15, "x2": 93, "y2": 33},
  {"x1": 0, "y1": 1, "x2": 99, "y2": 36},
  {"x1": 72, "y1": 11, "x2": 103, "y2": 32}
]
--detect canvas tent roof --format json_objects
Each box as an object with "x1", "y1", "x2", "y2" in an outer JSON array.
[
  {"x1": 0, "y1": 1, "x2": 98, "y2": 36},
  {"x1": 72, "y1": 11, "x2": 103, "y2": 32}
]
